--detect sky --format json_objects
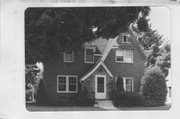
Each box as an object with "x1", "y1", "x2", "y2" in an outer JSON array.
[{"x1": 148, "y1": 6, "x2": 170, "y2": 40}]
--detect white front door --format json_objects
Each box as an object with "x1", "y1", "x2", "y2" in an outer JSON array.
[{"x1": 95, "y1": 75, "x2": 106, "y2": 99}]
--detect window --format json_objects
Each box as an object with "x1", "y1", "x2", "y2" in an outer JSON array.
[
  {"x1": 64, "y1": 50, "x2": 74, "y2": 62},
  {"x1": 57, "y1": 75, "x2": 77, "y2": 93},
  {"x1": 123, "y1": 77, "x2": 133, "y2": 92},
  {"x1": 115, "y1": 50, "x2": 133, "y2": 63},
  {"x1": 85, "y1": 47, "x2": 94, "y2": 63},
  {"x1": 122, "y1": 34, "x2": 129, "y2": 43}
]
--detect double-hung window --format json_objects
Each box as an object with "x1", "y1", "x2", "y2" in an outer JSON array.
[
  {"x1": 85, "y1": 47, "x2": 94, "y2": 63},
  {"x1": 64, "y1": 50, "x2": 74, "y2": 63},
  {"x1": 115, "y1": 50, "x2": 133, "y2": 63},
  {"x1": 57, "y1": 75, "x2": 77, "y2": 93},
  {"x1": 123, "y1": 77, "x2": 134, "y2": 92}
]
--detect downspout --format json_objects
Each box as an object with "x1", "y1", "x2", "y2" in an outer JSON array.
[{"x1": 80, "y1": 80, "x2": 84, "y2": 92}]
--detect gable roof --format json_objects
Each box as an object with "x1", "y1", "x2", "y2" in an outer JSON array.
[
  {"x1": 80, "y1": 60, "x2": 113, "y2": 81},
  {"x1": 80, "y1": 37, "x2": 117, "y2": 81},
  {"x1": 80, "y1": 25, "x2": 146, "y2": 81},
  {"x1": 128, "y1": 24, "x2": 146, "y2": 60}
]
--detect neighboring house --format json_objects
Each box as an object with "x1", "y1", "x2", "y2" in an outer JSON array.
[
  {"x1": 166, "y1": 68, "x2": 172, "y2": 104},
  {"x1": 44, "y1": 25, "x2": 146, "y2": 104}
]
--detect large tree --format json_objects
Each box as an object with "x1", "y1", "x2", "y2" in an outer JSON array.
[
  {"x1": 25, "y1": 7, "x2": 150, "y2": 64},
  {"x1": 134, "y1": 10, "x2": 171, "y2": 76}
]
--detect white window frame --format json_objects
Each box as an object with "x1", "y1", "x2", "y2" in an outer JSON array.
[
  {"x1": 123, "y1": 77, "x2": 134, "y2": 92},
  {"x1": 57, "y1": 75, "x2": 78, "y2": 93},
  {"x1": 63, "y1": 50, "x2": 74, "y2": 63},
  {"x1": 115, "y1": 50, "x2": 133, "y2": 63},
  {"x1": 84, "y1": 47, "x2": 95, "y2": 64}
]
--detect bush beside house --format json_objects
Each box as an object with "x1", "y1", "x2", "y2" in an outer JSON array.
[
  {"x1": 141, "y1": 67, "x2": 167, "y2": 106},
  {"x1": 113, "y1": 91, "x2": 145, "y2": 107},
  {"x1": 112, "y1": 76, "x2": 145, "y2": 107}
]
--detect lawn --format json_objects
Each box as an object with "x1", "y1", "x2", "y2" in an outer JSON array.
[
  {"x1": 26, "y1": 104, "x2": 171, "y2": 111},
  {"x1": 26, "y1": 105, "x2": 105, "y2": 111},
  {"x1": 117, "y1": 104, "x2": 171, "y2": 111}
]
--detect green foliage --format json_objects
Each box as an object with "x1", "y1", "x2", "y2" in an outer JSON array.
[
  {"x1": 25, "y1": 7, "x2": 150, "y2": 64},
  {"x1": 141, "y1": 67, "x2": 167, "y2": 106},
  {"x1": 113, "y1": 91, "x2": 145, "y2": 107}
]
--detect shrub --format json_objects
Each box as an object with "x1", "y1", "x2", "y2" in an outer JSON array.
[
  {"x1": 57, "y1": 98, "x2": 75, "y2": 106},
  {"x1": 116, "y1": 76, "x2": 124, "y2": 92},
  {"x1": 141, "y1": 67, "x2": 167, "y2": 106},
  {"x1": 36, "y1": 79, "x2": 47, "y2": 105},
  {"x1": 74, "y1": 88, "x2": 95, "y2": 106},
  {"x1": 113, "y1": 91, "x2": 145, "y2": 107}
]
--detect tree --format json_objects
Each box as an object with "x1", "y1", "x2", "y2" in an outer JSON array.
[
  {"x1": 116, "y1": 76, "x2": 124, "y2": 92},
  {"x1": 156, "y1": 40, "x2": 171, "y2": 77},
  {"x1": 25, "y1": 64, "x2": 40, "y2": 89},
  {"x1": 25, "y1": 7, "x2": 150, "y2": 64},
  {"x1": 140, "y1": 30, "x2": 163, "y2": 67},
  {"x1": 141, "y1": 67, "x2": 167, "y2": 106}
]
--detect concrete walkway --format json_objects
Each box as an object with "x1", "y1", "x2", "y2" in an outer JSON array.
[{"x1": 95, "y1": 100, "x2": 119, "y2": 110}]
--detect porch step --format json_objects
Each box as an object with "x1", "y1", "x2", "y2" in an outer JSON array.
[{"x1": 95, "y1": 100, "x2": 118, "y2": 110}]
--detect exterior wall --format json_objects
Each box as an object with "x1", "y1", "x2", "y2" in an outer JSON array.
[
  {"x1": 83, "y1": 65, "x2": 113, "y2": 99},
  {"x1": 44, "y1": 32, "x2": 146, "y2": 103},
  {"x1": 104, "y1": 33, "x2": 146, "y2": 92},
  {"x1": 44, "y1": 47, "x2": 100, "y2": 104}
]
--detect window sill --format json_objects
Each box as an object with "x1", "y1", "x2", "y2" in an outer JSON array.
[
  {"x1": 63, "y1": 61, "x2": 74, "y2": 63},
  {"x1": 85, "y1": 62, "x2": 94, "y2": 64},
  {"x1": 115, "y1": 61, "x2": 133, "y2": 64},
  {"x1": 57, "y1": 91, "x2": 77, "y2": 93}
]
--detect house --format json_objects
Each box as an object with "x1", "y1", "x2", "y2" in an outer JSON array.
[{"x1": 43, "y1": 25, "x2": 146, "y2": 104}]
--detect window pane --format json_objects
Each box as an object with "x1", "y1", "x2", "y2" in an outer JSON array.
[
  {"x1": 69, "y1": 77, "x2": 76, "y2": 84},
  {"x1": 69, "y1": 85, "x2": 76, "y2": 91},
  {"x1": 59, "y1": 85, "x2": 66, "y2": 91},
  {"x1": 59, "y1": 77, "x2": 66, "y2": 83},
  {"x1": 97, "y1": 77, "x2": 104, "y2": 92},
  {"x1": 86, "y1": 55, "x2": 93, "y2": 62},
  {"x1": 117, "y1": 56, "x2": 124, "y2": 61},
  {"x1": 116, "y1": 50, "x2": 123, "y2": 56},
  {"x1": 86, "y1": 49, "x2": 93, "y2": 55},
  {"x1": 58, "y1": 77, "x2": 66, "y2": 91},
  {"x1": 126, "y1": 86, "x2": 132, "y2": 92},
  {"x1": 125, "y1": 51, "x2": 132, "y2": 62},
  {"x1": 123, "y1": 36, "x2": 127, "y2": 42},
  {"x1": 85, "y1": 48, "x2": 94, "y2": 62},
  {"x1": 64, "y1": 51, "x2": 73, "y2": 62},
  {"x1": 125, "y1": 78, "x2": 133, "y2": 92},
  {"x1": 69, "y1": 77, "x2": 77, "y2": 91}
]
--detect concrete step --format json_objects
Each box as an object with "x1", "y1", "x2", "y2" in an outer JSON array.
[{"x1": 95, "y1": 100, "x2": 118, "y2": 110}]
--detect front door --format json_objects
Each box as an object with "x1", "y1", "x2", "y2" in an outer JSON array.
[{"x1": 95, "y1": 75, "x2": 106, "y2": 99}]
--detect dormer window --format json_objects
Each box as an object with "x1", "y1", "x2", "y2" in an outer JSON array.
[
  {"x1": 85, "y1": 47, "x2": 94, "y2": 63},
  {"x1": 64, "y1": 50, "x2": 74, "y2": 63}
]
